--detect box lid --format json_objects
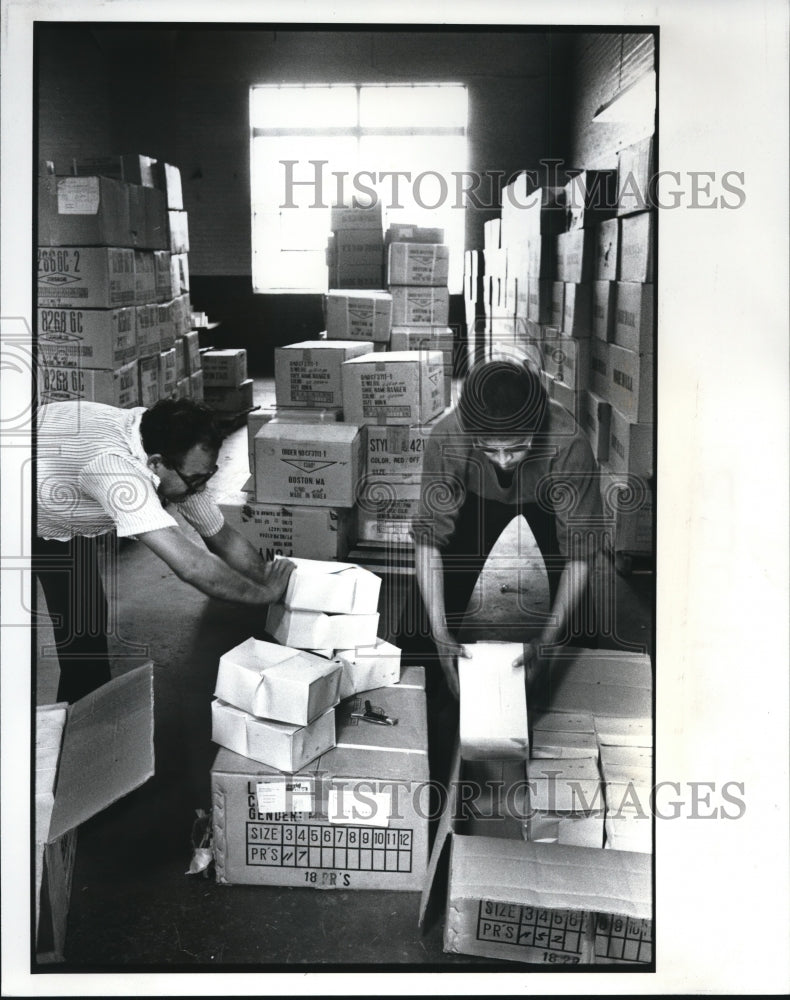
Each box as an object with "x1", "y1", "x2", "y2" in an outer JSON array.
[{"x1": 47, "y1": 663, "x2": 155, "y2": 843}]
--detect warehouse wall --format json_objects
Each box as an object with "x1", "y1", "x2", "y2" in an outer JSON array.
[{"x1": 36, "y1": 25, "x2": 574, "y2": 369}]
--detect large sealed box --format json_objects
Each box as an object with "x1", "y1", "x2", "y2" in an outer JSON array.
[
  {"x1": 215, "y1": 637, "x2": 343, "y2": 725},
  {"x1": 138, "y1": 354, "x2": 160, "y2": 407},
  {"x1": 37, "y1": 306, "x2": 137, "y2": 370},
  {"x1": 266, "y1": 603, "x2": 380, "y2": 651},
  {"x1": 170, "y1": 252, "x2": 190, "y2": 297},
  {"x1": 153, "y1": 250, "x2": 173, "y2": 302},
  {"x1": 202, "y1": 348, "x2": 248, "y2": 388},
  {"x1": 275, "y1": 340, "x2": 372, "y2": 409},
  {"x1": 179, "y1": 330, "x2": 202, "y2": 377},
  {"x1": 458, "y1": 642, "x2": 528, "y2": 761},
  {"x1": 335, "y1": 227, "x2": 384, "y2": 264},
  {"x1": 127, "y1": 183, "x2": 168, "y2": 249},
  {"x1": 211, "y1": 667, "x2": 429, "y2": 891},
  {"x1": 592, "y1": 280, "x2": 616, "y2": 341},
  {"x1": 280, "y1": 557, "x2": 381, "y2": 615},
  {"x1": 203, "y1": 379, "x2": 254, "y2": 413},
  {"x1": 342, "y1": 351, "x2": 445, "y2": 426},
  {"x1": 581, "y1": 389, "x2": 612, "y2": 463},
  {"x1": 38, "y1": 360, "x2": 138, "y2": 407},
  {"x1": 596, "y1": 217, "x2": 621, "y2": 281},
  {"x1": 37, "y1": 247, "x2": 136, "y2": 309},
  {"x1": 563, "y1": 282, "x2": 592, "y2": 338},
  {"x1": 387, "y1": 242, "x2": 450, "y2": 286},
  {"x1": 133, "y1": 250, "x2": 157, "y2": 304},
  {"x1": 325, "y1": 290, "x2": 392, "y2": 342},
  {"x1": 390, "y1": 285, "x2": 450, "y2": 326},
  {"x1": 135, "y1": 303, "x2": 161, "y2": 357},
  {"x1": 619, "y1": 211, "x2": 655, "y2": 283},
  {"x1": 533, "y1": 647, "x2": 652, "y2": 722},
  {"x1": 607, "y1": 406, "x2": 654, "y2": 478},
  {"x1": 605, "y1": 343, "x2": 654, "y2": 424},
  {"x1": 364, "y1": 419, "x2": 440, "y2": 482},
  {"x1": 38, "y1": 175, "x2": 130, "y2": 247},
  {"x1": 557, "y1": 228, "x2": 595, "y2": 283},
  {"x1": 254, "y1": 422, "x2": 362, "y2": 508},
  {"x1": 614, "y1": 282, "x2": 654, "y2": 354},
  {"x1": 218, "y1": 492, "x2": 355, "y2": 561},
  {"x1": 211, "y1": 700, "x2": 336, "y2": 773},
  {"x1": 541, "y1": 331, "x2": 590, "y2": 393},
  {"x1": 35, "y1": 665, "x2": 154, "y2": 962}
]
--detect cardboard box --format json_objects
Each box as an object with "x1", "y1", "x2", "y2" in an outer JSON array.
[
  {"x1": 563, "y1": 282, "x2": 592, "y2": 338},
  {"x1": 37, "y1": 247, "x2": 136, "y2": 309},
  {"x1": 211, "y1": 700, "x2": 336, "y2": 773},
  {"x1": 172, "y1": 293, "x2": 192, "y2": 338},
  {"x1": 157, "y1": 301, "x2": 175, "y2": 351},
  {"x1": 342, "y1": 351, "x2": 445, "y2": 426},
  {"x1": 330, "y1": 203, "x2": 383, "y2": 232},
  {"x1": 390, "y1": 286, "x2": 450, "y2": 326},
  {"x1": 128, "y1": 183, "x2": 168, "y2": 249},
  {"x1": 458, "y1": 642, "x2": 528, "y2": 761},
  {"x1": 527, "y1": 756, "x2": 602, "y2": 813},
  {"x1": 71, "y1": 155, "x2": 125, "y2": 180},
  {"x1": 280, "y1": 557, "x2": 381, "y2": 615},
  {"x1": 247, "y1": 409, "x2": 342, "y2": 471},
  {"x1": 335, "y1": 638, "x2": 402, "y2": 700},
  {"x1": 581, "y1": 389, "x2": 612, "y2": 463},
  {"x1": 533, "y1": 648, "x2": 652, "y2": 721},
  {"x1": 35, "y1": 665, "x2": 155, "y2": 962},
  {"x1": 596, "y1": 217, "x2": 620, "y2": 281},
  {"x1": 266, "y1": 604, "x2": 380, "y2": 651},
  {"x1": 202, "y1": 348, "x2": 248, "y2": 387},
  {"x1": 153, "y1": 161, "x2": 183, "y2": 210},
  {"x1": 527, "y1": 809, "x2": 605, "y2": 849},
  {"x1": 530, "y1": 711, "x2": 599, "y2": 760},
  {"x1": 564, "y1": 169, "x2": 617, "y2": 231},
  {"x1": 548, "y1": 377, "x2": 578, "y2": 419},
  {"x1": 38, "y1": 361, "x2": 139, "y2": 407},
  {"x1": 211, "y1": 666, "x2": 429, "y2": 891},
  {"x1": 204, "y1": 379, "x2": 254, "y2": 413},
  {"x1": 614, "y1": 282, "x2": 654, "y2": 354},
  {"x1": 440, "y1": 836, "x2": 651, "y2": 964},
  {"x1": 590, "y1": 337, "x2": 610, "y2": 399},
  {"x1": 37, "y1": 306, "x2": 137, "y2": 370},
  {"x1": 38, "y1": 175, "x2": 131, "y2": 247},
  {"x1": 363, "y1": 419, "x2": 439, "y2": 482},
  {"x1": 550, "y1": 281, "x2": 565, "y2": 328},
  {"x1": 526, "y1": 278, "x2": 552, "y2": 324},
  {"x1": 135, "y1": 303, "x2": 160, "y2": 356},
  {"x1": 179, "y1": 330, "x2": 202, "y2": 377},
  {"x1": 218, "y1": 491, "x2": 355, "y2": 561},
  {"x1": 325, "y1": 290, "x2": 393, "y2": 342},
  {"x1": 275, "y1": 340, "x2": 372, "y2": 409},
  {"x1": 133, "y1": 250, "x2": 156, "y2": 304},
  {"x1": 167, "y1": 209, "x2": 190, "y2": 253},
  {"x1": 159, "y1": 348, "x2": 177, "y2": 400},
  {"x1": 329, "y1": 264, "x2": 383, "y2": 290},
  {"x1": 355, "y1": 480, "x2": 420, "y2": 545},
  {"x1": 541, "y1": 332, "x2": 590, "y2": 392},
  {"x1": 174, "y1": 376, "x2": 190, "y2": 399},
  {"x1": 215, "y1": 637, "x2": 343, "y2": 725},
  {"x1": 254, "y1": 422, "x2": 362, "y2": 508},
  {"x1": 607, "y1": 406, "x2": 654, "y2": 478},
  {"x1": 120, "y1": 153, "x2": 157, "y2": 187},
  {"x1": 619, "y1": 212, "x2": 654, "y2": 283},
  {"x1": 174, "y1": 340, "x2": 187, "y2": 382},
  {"x1": 138, "y1": 354, "x2": 160, "y2": 407},
  {"x1": 170, "y1": 252, "x2": 190, "y2": 297},
  {"x1": 599, "y1": 470, "x2": 654, "y2": 554},
  {"x1": 605, "y1": 343, "x2": 654, "y2": 423},
  {"x1": 189, "y1": 369, "x2": 204, "y2": 401},
  {"x1": 592, "y1": 280, "x2": 616, "y2": 341},
  {"x1": 617, "y1": 136, "x2": 655, "y2": 217},
  {"x1": 387, "y1": 243, "x2": 449, "y2": 286},
  {"x1": 388, "y1": 325, "x2": 453, "y2": 354},
  {"x1": 386, "y1": 224, "x2": 444, "y2": 245},
  {"x1": 152, "y1": 250, "x2": 172, "y2": 302},
  {"x1": 557, "y1": 229, "x2": 595, "y2": 283},
  {"x1": 526, "y1": 235, "x2": 555, "y2": 279},
  {"x1": 335, "y1": 227, "x2": 384, "y2": 260},
  {"x1": 483, "y1": 218, "x2": 501, "y2": 250}
]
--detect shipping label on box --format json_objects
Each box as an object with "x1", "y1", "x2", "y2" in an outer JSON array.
[
  {"x1": 596, "y1": 217, "x2": 620, "y2": 280},
  {"x1": 40, "y1": 176, "x2": 131, "y2": 247},
  {"x1": 356, "y1": 481, "x2": 421, "y2": 544},
  {"x1": 138, "y1": 354, "x2": 160, "y2": 407},
  {"x1": 387, "y1": 243, "x2": 449, "y2": 286},
  {"x1": 211, "y1": 700, "x2": 336, "y2": 773},
  {"x1": 37, "y1": 247, "x2": 135, "y2": 308},
  {"x1": 581, "y1": 389, "x2": 611, "y2": 463},
  {"x1": 541, "y1": 332, "x2": 590, "y2": 392},
  {"x1": 557, "y1": 228, "x2": 595, "y2": 283},
  {"x1": 204, "y1": 379, "x2": 254, "y2": 413},
  {"x1": 159, "y1": 348, "x2": 177, "y2": 400},
  {"x1": 275, "y1": 340, "x2": 372, "y2": 409},
  {"x1": 281, "y1": 557, "x2": 381, "y2": 615},
  {"x1": 202, "y1": 349, "x2": 248, "y2": 387},
  {"x1": 390, "y1": 285, "x2": 449, "y2": 326},
  {"x1": 364, "y1": 420, "x2": 438, "y2": 481},
  {"x1": 254, "y1": 422, "x2": 362, "y2": 507},
  {"x1": 133, "y1": 250, "x2": 157, "y2": 304},
  {"x1": 592, "y1": 280, "x2": 616, "y2": 341},
  {"x1": 342, "y1": 351, "x2": 445, "y2": 426},
  {"x1": 606, "y1": 343, "x2": 654, "y2": 423},
  {"x1": 563, "y1": 282, "x2": 592, "y2": 338},
  {"x1": 325, "y1": 291, "x2": 392, "y2": 342},
  {"x1": 458, "y1": 643, "x2": 528, "y2": 760},
  {"x1": 38, "y1": 306, "x2": 137, "y2": 370},
  {"x1": 219, "y1": 492, "x2": 355, "y2": 561},
  {"x1": 135, "y1": 303, "x2": 161, "y2": 356},
  {"x1": 619, "y1": 211, "x2": 655, "y2": 283},
  {"x1": 38, "y1": 362, "x2": 139, "y2": 408},
  {"x1": 211, "y1": 667, "x2": 429, "y2": 891},
  {"x1": 614, "y1": 282, "x2": 654, "y2": 354},
  {"x1": 607, "y1": 407, "x2": 654, "y2": 478},
  {"x1": 550, "y1": 281, "x2": 565, "y2": 327},
  {"x1": 153, "y1": 250, "x2": 172, "y2": 302}
]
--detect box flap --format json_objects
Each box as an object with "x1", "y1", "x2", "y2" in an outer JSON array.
[
  {"x1": 418, "y1": 737, "x2": 462, "y2": 929},
  {"x1": 48, "y1": 663, "x2": 155, "y2": 842}
]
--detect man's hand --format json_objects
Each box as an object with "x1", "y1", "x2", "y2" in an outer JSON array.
[
  {"x1": 435, "y1": 634, "x2": 470, "y2": 700},
  {"x1": 260, "y1": 558, "x2": 296, "y2": 604},
  {"x1": 512, "y1": 639, "x2": 547, "y2": 694}
]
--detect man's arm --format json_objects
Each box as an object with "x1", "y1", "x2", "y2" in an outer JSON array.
[
  {"x1": 137, "y1": 525, "x2": 293, "y2": 605},
  {"x1": 413, "y1": 538, "x2": 470, "y2": 699},
  {"x1": 202, "y1": 522, "x2": 274, "y2": 584}
]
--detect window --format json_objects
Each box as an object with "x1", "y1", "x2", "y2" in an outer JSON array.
[{"x1": 250, "y1": 83, "x2": 468, "y2": 294}]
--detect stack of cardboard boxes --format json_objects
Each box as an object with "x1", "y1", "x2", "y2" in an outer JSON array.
[
  {"x1": 201, "y1": 348, "x2": 253, "y2": 414},
  {"x1": 326, "y1": 204, "x2": 385, "y2": 289},
  {"x1": 37, "y1": 154, "x2": 202, "y2": 408}
]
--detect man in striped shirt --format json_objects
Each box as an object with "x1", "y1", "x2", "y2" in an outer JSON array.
[{"x1": 35, "y1": 397, "x2": 294, "y2": 702}]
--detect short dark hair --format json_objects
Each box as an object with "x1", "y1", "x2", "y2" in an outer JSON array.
[
  {"x1": 140, "y1": 398, "x2": 223, "y2": 466},
  {"x1": 457, "y1": 358, "x2": 549, "y2": 436}
]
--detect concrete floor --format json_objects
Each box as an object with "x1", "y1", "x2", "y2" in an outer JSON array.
[{"x1": 34, "y1": 377, "x2": 654, "y2": 972}]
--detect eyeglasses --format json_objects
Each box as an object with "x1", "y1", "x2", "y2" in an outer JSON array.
[
  {"x1": 474, "y1": 438, "x2": 533, "y2": 457},
  {"x1": 170, "y1": 463, "x2": 219, "y2": 494}
]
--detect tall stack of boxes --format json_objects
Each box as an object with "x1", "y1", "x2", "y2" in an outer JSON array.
[
  {"x1": 326, "y1": 204, "x2": 385, "y2": 290},
  {"x1": 37, "y1": 154, "x2": 202, "y2": 408}
]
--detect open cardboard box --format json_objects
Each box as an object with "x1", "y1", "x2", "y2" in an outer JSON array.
[{"x1": 35, "y1": 664, "x2": 155, "y2": 963}]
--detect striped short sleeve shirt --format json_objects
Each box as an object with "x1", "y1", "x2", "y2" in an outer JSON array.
[{"x1": 36, "y1": 401, "x2": 225, "y2": 541}]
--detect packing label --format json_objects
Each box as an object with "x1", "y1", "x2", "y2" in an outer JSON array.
[
  {"x1": 57, "y1": 177, "x2": 100, "y2": 215},
  {"x1": 328, "y1": 786, "x2": 391, "y2": 827},
  {"x1": 256, "y1": 778, "x2": 314, "y2": 816}
]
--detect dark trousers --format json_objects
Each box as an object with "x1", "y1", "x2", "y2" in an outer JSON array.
[{"x1": 33, "y1": 534, "x2": 113, "y2": 703}]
